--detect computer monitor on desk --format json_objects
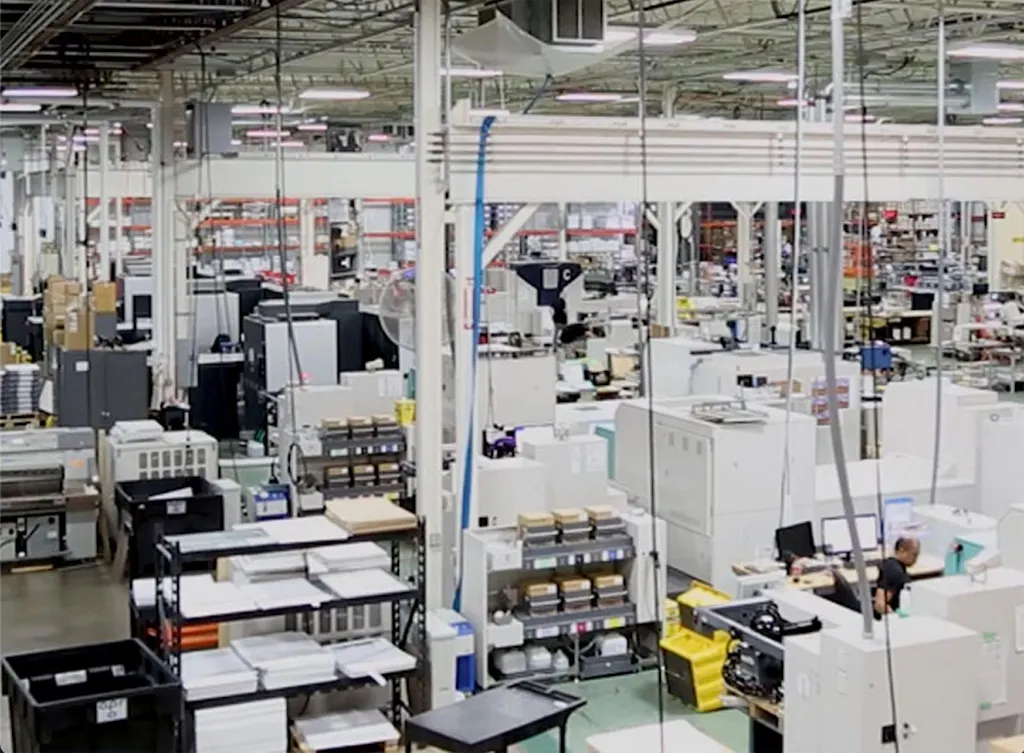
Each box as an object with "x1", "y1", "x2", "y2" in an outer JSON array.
[
  {"x1": 822, "y1": 513, "x2": 879, "y2": 560},
  {"x1": 775, "y1": 521, "x2": 816, "y2": 570}
]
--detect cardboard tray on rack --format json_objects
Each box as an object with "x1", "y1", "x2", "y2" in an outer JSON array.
[{"x1": 324, "y1": 495, "x2": 416, "y2": 535}]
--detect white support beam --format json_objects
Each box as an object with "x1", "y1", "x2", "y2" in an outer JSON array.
[
  {"x1": 732, "y1": 201, "x2": 762, "y2": 311},
  {"x1": 482, "y1": 203, "x2": 539, "y2": 267},
  {"x1": 98, "y1": 122, "x2": 111, "y2": 282},
  {"x1": 656, "y1": 202, "x2": 677, "y2": 332},
  {"x1": 415, "y1": 0, "x2": 446, "y2": 612},
  {"x1": 764, "y1": 202, "x2": 780, "y2": 333}
]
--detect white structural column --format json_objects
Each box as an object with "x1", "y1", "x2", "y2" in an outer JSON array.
[
  {"x1": 113, "y1": 195, "x2": 124, "y2": 277},
  {"x1": 656, "y1": 86, "x2": 678, "y2": 332},
  {"x1": 98, "y1": 122, "x2": 111, "y2": 281},
  {"x1": 732, "y1": 202, "x2": 760, "y2": 308},
  {"x1": 414, "y1": 0, "x2": 446, "y2": 610},
  {"x1": 151, "y1": 71, "x2": 177, "y2": 404},
  {"x1": 764, "y1": 202, "x2": 780, "y2": 334}
]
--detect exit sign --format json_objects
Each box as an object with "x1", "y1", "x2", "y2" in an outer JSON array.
[{"x1": 992, "y1": 211, "x2": 1006, "y2": 219}]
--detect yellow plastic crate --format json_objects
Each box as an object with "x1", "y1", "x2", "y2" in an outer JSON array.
[
  {"x1": 660, "y1": 628, "x2": 730, "y2": 712},
  {"x1": 677, "y1": 582, "x2": 730, "y2": 632}
]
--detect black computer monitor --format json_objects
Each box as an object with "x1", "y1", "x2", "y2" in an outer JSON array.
[{"x1": 775, "y1": 521, "x2": 816, "y2": 562}]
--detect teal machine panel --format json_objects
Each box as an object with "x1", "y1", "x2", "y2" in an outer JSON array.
[{"x1": 594, "y1": 423, "x2": 615, "y2": 480}]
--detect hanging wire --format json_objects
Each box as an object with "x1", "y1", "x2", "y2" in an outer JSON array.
[
  {"x1": 778, "y1": 0, "x2": 807, "y2": 529},
  {"x1": 928, "y1": 4, "x2": 947, "y2": 506},
  {"x1": 634, "y1": 7, "x2": 667, "y2": 753},
  {"x1": 854, "y1": 0, "x2": 901, "y2": 746}
]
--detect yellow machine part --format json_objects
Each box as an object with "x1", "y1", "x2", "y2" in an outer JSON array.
[
  {"x1": 660, "y1": 628, "x2": 731, "y2": 713},
  {"x1": 663, "y1": 598, "x2": 681, "y2": 637},
  {"x1": 677, "y1": 581, "x2": 731, "y2": 632}
]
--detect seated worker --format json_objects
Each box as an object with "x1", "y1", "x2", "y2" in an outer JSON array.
[{"x1": 872, "y1": 537, "x2": 920, "y2": 618}]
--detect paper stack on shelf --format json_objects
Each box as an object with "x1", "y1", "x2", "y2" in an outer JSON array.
[
  {"x1": 231, "y1": 633, "x2": 338, "y2": 690},
  {"x1": 307, "y1": 542, "x2": 390, "y2": 575},
  {"x1": 194, "y1": 697, "x2": 287, "y2": 753},
  {"x1": 231, "y1": 552, "x2": 306, "y2": 583},
  {"x1": 131, "y1": 573, "x2": 216, "y2": 608},
  {"x1": 181, "y1": 648, "x2": 260, "y2": 701},
  {"x1": 238, "y1": 577, "x2": 332, "y2": 610},
  {"x1": 293, "y1": 709, "x2": 399, "y2": 752},
  {"x1": 234, "y1": 516, "x2": 350, "y2": 545},
  {"x1": 317, "y1": 568, "x2": 410, "y2": 600},
  {"x1": 180, "y1": 581, "x2": 258, "y2": 619},
  {"x1": 328, "y1": 637, "x2": 417, "y2": 682},
  {"x1": 167, "y1": 527, "x2": 273, "y2": 555}
]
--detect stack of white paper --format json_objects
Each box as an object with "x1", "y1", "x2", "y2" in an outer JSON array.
[
  {"x1": 230, "y1": 552, "x2": 306, "y2": 583},
  {"x1": 293, "y1": 709, "x2": 399, "y2": 751},
  {"x1": 307, "y1": 542, "x2": 390, "y2": 575},
  {"x1": 131, "y1": 573, "x2": 216, "y2": 608},
  {"x1": 237, "y1": 578, "x2": 331, "y2": 611},
  {"x1": 234, "y1": 516, "x2": 349, "y2": 546},
  {"x1": 181, "y1": 648, "x2": 259, "y2": 701},
  {"x1": 179, "y1": 581, "x2": 258, "y2": 619},
  {"x1": 194, "y1": 698, "x2": 287, "y2": 753},
  {"x1": 231, "y1": 633, "x2": 337, "y2": 690},
  {"x1": 317, "y1": 569, "x2": 410, "y2": 600},
  {"x1": 328, "y1": 638, "x2": 417, "y2": 682}
]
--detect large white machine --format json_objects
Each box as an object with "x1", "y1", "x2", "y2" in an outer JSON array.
[
  {"x1": 911, "y1": 504, "x2": 998, "y2": 560},
  {"x1": 913, "y1": 567, "x2": 1024, "y2": 743},
  {"x1": 786, "y1": 617, "x2": 979, "y2": 753},
  {"x1": 1000, "y1": 505, "x2": 1024, "y2": 572},
  {"x1": 615, "y1": 396, "x2": 817, "y2": 592}
]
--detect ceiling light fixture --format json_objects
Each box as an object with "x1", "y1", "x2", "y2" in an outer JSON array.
[
  {"x1": 845, "y1": 113, "x2": 876, "y2": 123},
  {"x1": 1, "y1": 86, "x2": 77, "y2": 98},
  {"x1": 84, "y1": 127, "x2": 123, "y2": 136},
  {"x1": 997, "y1": 102, "x2": 1024, "y2": 112},
  {"x1": 556, "y1": 91, "x2": 624, "y2": 103},
  {"x1": 298, "y1": 88, "x2": 371, "y2": 101},
  {"x1": 297, "y1": 123, "x2": 328, "y2": 132},
  {"x1": 443, "y1": 67, "x2": 503, "y2": 78},
  {"x1": 232, "y1": 104, "x2": 295, "y2": 115},
  {"x1": 948, "y1": 43, "x2": 1024, "y2": 61},
  {"x1": 365, "y1": 133, "x2": 391, "y2": 142},
  {"x1": 0, "y1": 102, "x2": 43, "y2": 112},
  {"x1": 246, "y1": 129, "x2": 290, "y2": 138},
  {"x1": 603, "y1": 27, "x2": 697, "y2": 46},
  {"x1": 776, "y1": 98, "x2": 811, "y2": 107},
  {"x1": 998, "y1": 80, "x2": 1024, "y2": 91},
  {"x1": 982, "y1": 116, "x2": 1023, "y2": 126},
  {"x1": 280, "y1": 140, "x2": 305, "y2": 148},
  {"x1": 725, "y1": 70, "x2": 798, "y2": 84},
  {"x1": 230, "y1": 139, "x2": 242, "y2": 146}
]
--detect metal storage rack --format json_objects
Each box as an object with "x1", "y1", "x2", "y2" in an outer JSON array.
[{"x1": 153, "y1": 517, "x2": 426, "y2": 749}]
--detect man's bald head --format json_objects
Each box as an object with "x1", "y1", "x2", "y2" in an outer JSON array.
[{"x1": 894, "y1": 536, "x2": 920, "y2": 566}]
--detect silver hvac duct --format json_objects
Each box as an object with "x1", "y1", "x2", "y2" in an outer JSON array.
[{"x1": 824, "y1": 61, "x2": 1000, "y2": 113}]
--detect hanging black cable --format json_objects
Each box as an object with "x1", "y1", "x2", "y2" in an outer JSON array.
[
  {"x1": 634, "y1": 8, "x2": 667, "y2": 753},
  {"x1": 855, "y1": 2, "x2": 901, "y2": 749},
  {"x1": 272, "y1": 3, "x2": 307, "y2": 496}
]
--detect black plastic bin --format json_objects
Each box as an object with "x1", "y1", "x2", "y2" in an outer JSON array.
[
  {"x1": 115, "y1": 476, "x2": 224, "y2": 579},
  {"x1": 2, "y1": 638, "x2": 181, "y2": 753}
]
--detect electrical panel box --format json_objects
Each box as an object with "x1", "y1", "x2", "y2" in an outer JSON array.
[
  {"x1": 817, "y1": 617, "x2": 978, "y2": 753},
  {"x1": 911, "y1": 568, "x2": 1024, "y2": 723}
]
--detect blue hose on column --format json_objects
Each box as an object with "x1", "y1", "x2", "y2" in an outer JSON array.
[{"x1": 454, "y1": 115, "x2": 496, "y2": 611}]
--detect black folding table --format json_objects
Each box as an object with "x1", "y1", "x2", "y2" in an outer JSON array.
[{"x1": 403, "y1": 681, "x2": 586, "y2": 753}]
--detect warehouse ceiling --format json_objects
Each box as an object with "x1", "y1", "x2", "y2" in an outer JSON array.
[{"x1": 1, "y1": 0, "x2": 1023, "y2": 125}]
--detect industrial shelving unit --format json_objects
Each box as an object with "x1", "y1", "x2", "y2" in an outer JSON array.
[
  {"x1": 154, "y1": 516, "x2": 426, "y2": 750},
  {"x1": 462, "y1": 510, "x2": 664, "y2": 689}
]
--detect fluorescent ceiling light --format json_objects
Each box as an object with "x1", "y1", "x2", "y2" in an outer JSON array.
[
  {"x1": 365, "y1": 133, "x2": 391, "y2": 142},
  {"x1": 231, "y1": 104, "x2": 294, "y2": 115},
  {"x1": 280, "y1": 140, "x2": 305, "y2": 148},
  {"x1": 443, "y1": 67, "x2": 502, "y2": 78},
  {"x1": 998, "y1": 80, "x2": 1024, "y2": 91},
  {"x1": 173, "y1": 141, "x2": 188, "y2": 148},
  {"x1": 997, "y1": 102, "x2": 1024, "y2": 112},
  {"x1": 298, "y1": 88, "x2": 370, "y2": 101},
  {"x1": 84, "y1": 127, "x2": 123, "y2": 136},
  {"x1": 603, "y1": 27, "x2": 697, "y2": 46},
  {"x1": 556, "y1": 91, "x2": 623, "y2": 103},
  {"x1": 983, "y1": 117, "x2": 1022, "y2": 126},
  {"x1": 73, "y1": 135, "x2": 98, "y2": 144},
  {"x1": 297, "y1": 123, "x2": 328, "y2": 132},
  {"x1": 948, "y1": 43, "x2": 1024, "y2": 61},
  {"x1": 845, "y1": 113, "x2": 876, "y2": 123},
  {"x1": 230, "y1": 139, "x2": 242, "y2": 146},
  {"x1": 0, "y1": 102, "x2": 42, "y2": 112},
  {"x1": 724, "y1": 70, "x2": 798, "y2": 84},
  {"x1": 246, "y1": 129, "x2": 290, "y2": 138},
  {"x1": 1, "y1": 86, "x2": 77, "y2": 98},
  {"x1": 776, "y1": 98, "x2": 810, "y2": 107}
]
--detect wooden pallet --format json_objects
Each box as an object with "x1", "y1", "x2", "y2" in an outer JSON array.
[
  {"x1": 725, "y1": 683, "x2": 783, "y2": 732},
  {"x1": 0, "y1": 413, "x2": 41, "y2": 430}
]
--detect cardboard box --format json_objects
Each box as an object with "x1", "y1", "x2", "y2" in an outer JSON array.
[
  {"x1": 0, "y1": 342, "x2": 18, "y2": 367},
  {"x1": 990, "y1": 736, "x2": 1024, "y2": 753},
  {"x1": 92, "y1": 282, "x2": 118, "y2": 313},
  {"x1": 63, "y1": 300, "x2": 94, "y2": 351}
]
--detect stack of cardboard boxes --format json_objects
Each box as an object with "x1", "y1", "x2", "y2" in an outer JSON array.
[{"x1": 43, "y1": 277, "x2": 118, "y2": 352}]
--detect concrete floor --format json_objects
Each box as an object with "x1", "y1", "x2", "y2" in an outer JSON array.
[{"x1": 0, "y1": 564, "x2": 750, "y2": 753}]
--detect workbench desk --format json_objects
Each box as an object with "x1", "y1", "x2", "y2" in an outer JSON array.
[{"x1": 732, "y1": 552, "x2": 944, "y2": 593}]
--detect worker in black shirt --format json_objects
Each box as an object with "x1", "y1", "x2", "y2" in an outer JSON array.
[{"x1": 872, "y1": 537, "x2": 920, "y2": 618}]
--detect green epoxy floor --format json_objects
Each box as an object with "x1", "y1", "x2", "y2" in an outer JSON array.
[{"x1": 514, "y1": 674, "x2": 749, "y2": 753}]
